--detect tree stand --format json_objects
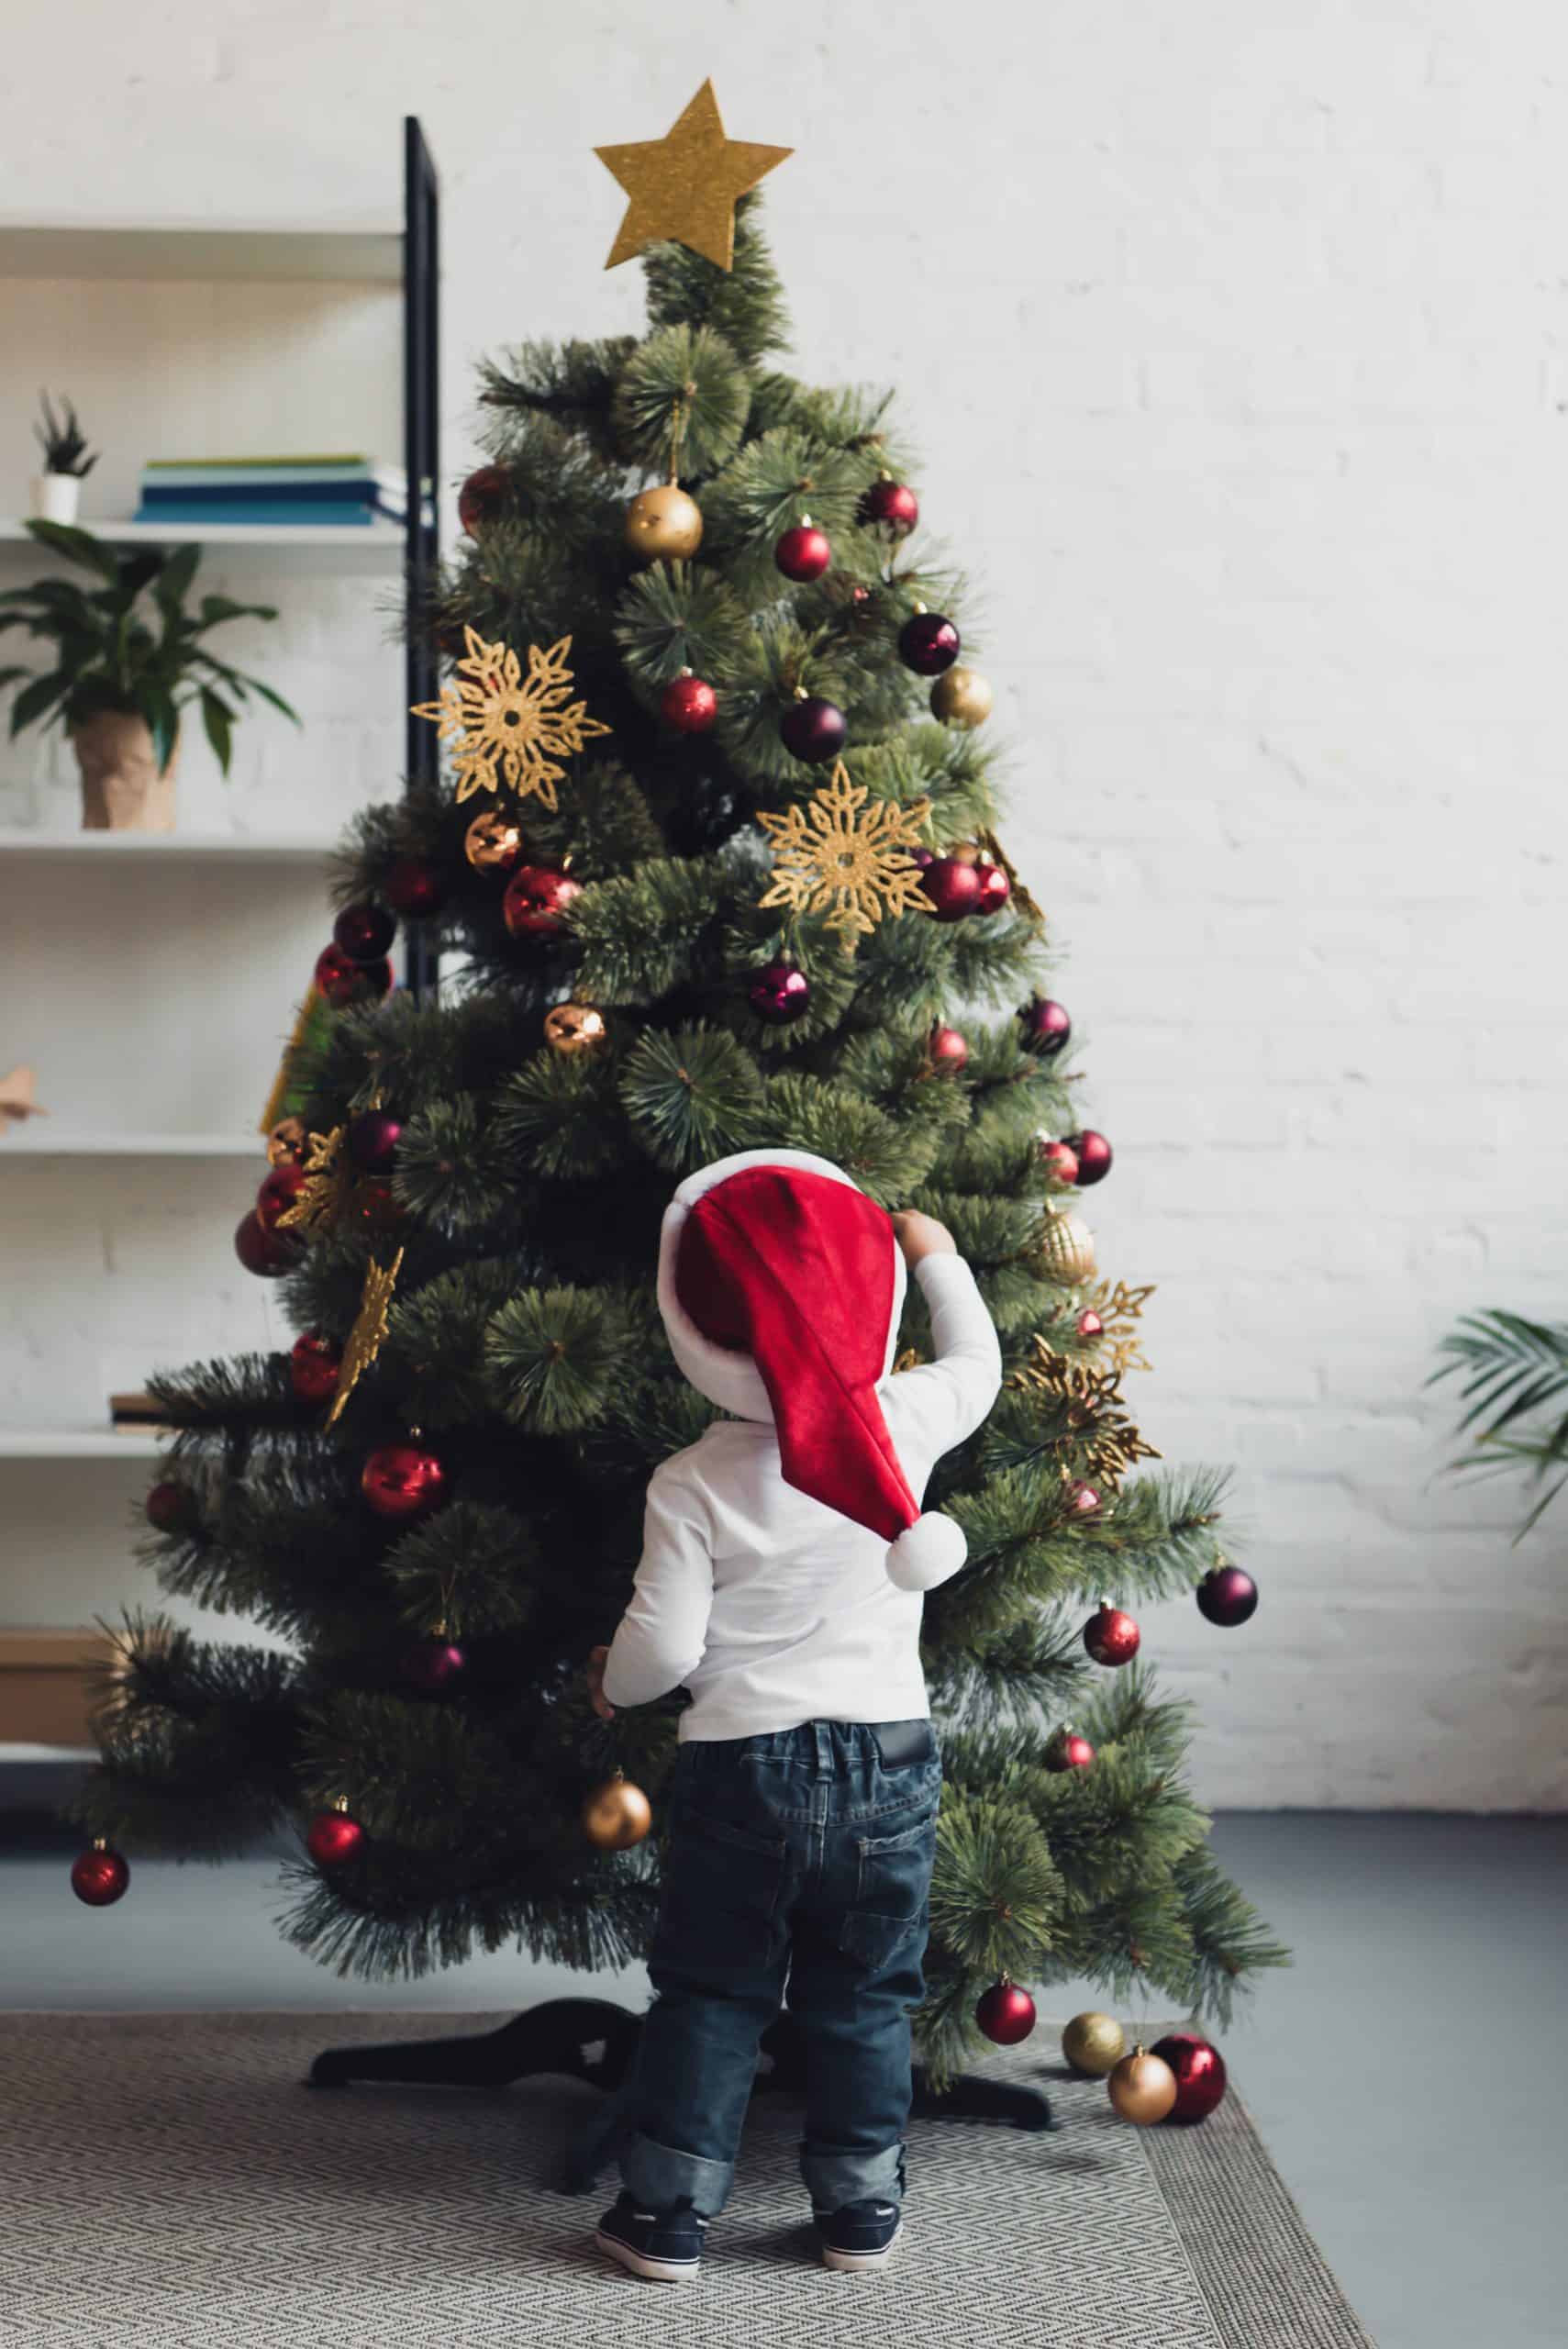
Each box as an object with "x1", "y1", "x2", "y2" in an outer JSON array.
[{"x1": 307, "y1": 1997, "x2": 1056, "y2": 2189}]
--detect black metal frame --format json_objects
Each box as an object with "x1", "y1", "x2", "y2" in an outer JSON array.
[{"x1": 402, "y1": 116, "x2": 440, "y2": 1003}]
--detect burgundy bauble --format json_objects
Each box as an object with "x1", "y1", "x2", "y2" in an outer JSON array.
[
  {"x1": 973, "y1": 861, "x2": 1011, "y2": 917},
  {"x1": 929, "y1": 1024, "x2": 969, "y2": 1074},
  {"x1": 332, "y1": 901, "x2": 397, "y2": 964},
  {"x1": 1151, "y1": 2031, "x2": 1229, "y2": 2124},
  {"x1": 861, "y1": 477, "x2": 919, "y2": 536},
  {"x1": 346, "y1": 1110, "x2": 403, "y2": 1174},
  {"x1": 1045, "y1": 1727, "x2": 1096, "y2": 1773},
  {"x1": 71, "y1": 1843, "x2": 130, "y2": 1907},
  {"x1": 502, "y1": 864, "x2": 584, "y2": 940},
  {"x1": 775, "y1": 523, "x2": 832, "y2": 583},
  {"x1": 314, "y1": 941, "x2": 393, "y2": 1009},
  {"x1": 402, "y1": 1635, "x2": 467, "y2": 1693},
  {"x1": 907, "y1": 844, "x2": 935, "y2": 869},
  {"x1": 1196, "y1": 1564, "x2": 1260, "y2": 1628},
  {"x1": 361, "y1": 1442, "x2": 446, "y2": 1520},
  {"x1": 254, "y1": 1163, "x2": 307, "y2": 1231},
  {"x1": 1084, "y1": 1604, "x2": 1141, "y2": 1666},
  {"x1": 897, "y1": 610, "x2": 960, "y2": 675},
  {"x1": 234, "y1": 1208, "x2": 295, "y2": 1278},
  {"x1": 660, "y1": 670, "x2": 718, "y2": 734},
  {"x1": 1038, "y1": 1136, "x2": 1080, "y2": 1187},
  {"x1": 458, "y1": 462, "x2": 509, "y2": 537},
  {"x1": 975, "y1": 1979, "x2": 1038, "y2": 2046},
  {"x1": 306, "y1": 1808, "x2": 365, "y2": 1866},
  {"x1": 1068, "y1": 1130, "x2": 1113, "y2": 1186},
  {"x1": 779, "y1": 694, "x2": 847, "y2": 764},
  {"x1": 1069, "y1": 1482, "x2": 1103, "y2": 1516},
  {"x1": 748, "y1": 959, "x2": 812, "y2": 1024},
  {"x1": 384, "y1": 857, "x2": 445, "y2": 919},
  {"x1": 919, "y1": 856, "x2": 984, "y2": 922},
  {"x1": 290, "y1": 1330, "x2": 341, "y2": 1407},
  {"x1": 1020, "y1": 997, "x2": 1072, "y2": 1058},
  {"x1": 144, "y1": 1480, "x2": 192, "y2": 1534},
  {"x1": 1076, "y1": 1308, "x2": 1105, "y2": 1339}
]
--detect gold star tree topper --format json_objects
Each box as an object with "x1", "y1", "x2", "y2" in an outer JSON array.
[
  {"x1": 758, "y1": 762, "x2": 934, "y2": 952},
  {"x1": 413, "y1": 628, "x2": 609, "y2": 811},
  {"x1": 595, "y1": 80, "x2": 792, "y2": 272}
]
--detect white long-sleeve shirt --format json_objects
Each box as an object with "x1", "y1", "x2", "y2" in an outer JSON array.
[{"x1": 602, "y1": 1253, "x2": 1003, "y2": 1740}]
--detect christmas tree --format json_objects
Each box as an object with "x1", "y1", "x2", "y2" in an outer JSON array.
[{"x1": 72, "y1": 95, "x2": 1284, "y2": 2086}]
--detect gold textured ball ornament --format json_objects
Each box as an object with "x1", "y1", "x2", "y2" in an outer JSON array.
[
  {"x1": 544, "y1": 1003, "x2": 609, "y2": 1056},
  {"x1": 464, "y1": 808, "x2": 528, "y2": 873},
  {"x1": 930, "y1": 665, "x2": 993, "y2": 728},
  {"x1": 1107, "y1": 2045, "x2": 1179, "y2": 2126},
  {"x1": 266, "y1": 1117, "x2": 308, "y2": 1169},
  {"x1": 1040, "y1": 1209, "x2": 1096, "y2": 1285},
  {"x1": 624, "y1": 484, "x2": 704, "y2": 562},
  {"x1": 582, "y1": 1772, "x2": 653, "y2": 1852},
  {"x1": 1062, "y1": 2010, "x2": 1128, "y2": 2077}
]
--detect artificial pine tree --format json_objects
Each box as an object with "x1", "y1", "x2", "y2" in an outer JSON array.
[{"x1": 72, "y1": 130, "x2": 1284, "y2": 2088}]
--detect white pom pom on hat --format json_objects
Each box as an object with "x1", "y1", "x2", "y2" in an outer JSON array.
[{"x1": 885, "y1": 1509, "x2": 968, "y2": 1592}]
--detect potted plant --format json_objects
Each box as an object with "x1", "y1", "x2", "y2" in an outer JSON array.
[
  {"x1": 30, "y1": 393, "x2": 98, "y2": 524},
  {"x1": 1432, "y1": 1308, "x2": 1568, "y2": 1539},
  {"x1": 0, "y1": 521, "x2": 298, "y2": 830}
]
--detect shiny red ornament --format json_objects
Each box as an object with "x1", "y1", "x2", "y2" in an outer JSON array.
[
  {"x1": 775, "y1": 522, "x2": 832, "y2": 582},
  {"x1": 290, "y1": 1331, "x2": 341, "y2": 1407},
  {"x1": 346, "y1": 1110, "x2": 402, "y2": 1174},
  {"x1": 314, "y1": 941, "x2": 393, "y2": 1009},
  {"x1": 1068, "y1": 1129, "x2": 1113, "y2": 1186},
  {"x1": 384, "y1": 856, "x2": 444, "y2": 918},
  {"x1": 1084, "y1": 1604, "x2": 1140, "y2": 1666},
  {"x1": 306, "y1": 1808, "x2": 365, "y2": 1866},
  {"x1": 402, "y1": 1635, "x2": 467, "y2": 1693},
  {"x1": 1069, "y1": 1481, "x2": 1103, "y2": 1516},
  {"x1": 975, "y1": 1979, "x2": 1037, "y2": 2045},
  {"x1": 458, "y1": 463, "x2": 510, "y2": 537},
  {"x1": 1045, "y1": 1728, "x2": 1096, "y2": 1773},
  {"x1": 332, "y1": 901, "x2": 397, "y2": 964},
  {"x1": 861, "y1": 478, "x2": 919, "y2": 536},
  {"x1": 254, "y1": 1163, "x2": 307, "y2": 1231},
  {"x1": 748, "y1": 959, "x2": 812, "y2": 1023},
  {"x1": 1196, "y1": 1564, "x2": 1259, "y2": 1628},
  {"x1": 919, "y1": 856, "x2": 984, "y2": 922},
  {"x1": 660, "y1": 670, "x2": 718, "y2": 733},
  {"x1": 1020, "y1": 997, "x2": 1072, "y2": 1058},
  {"x1": 144, "y1": 1480, "x2": 193, "y2": 1534},
  {"x1": 929, "y1": 1024, "x2": 969, "y2": 1074},
  {"x1": 234, "y1": 1208, "x2": 296, "y2": 1278},
  {"x1": 973, "y1": 861, "x2": 1011, "y2": 917},
  {"x1": 361, "y1": 1441, "x2": 446, "y2": 1520},
  {"x1": 1038, "y1": 1136, "x2": 1080, "y2": 1187},
  {"x1": 502, "y1": 863, "x2": 584, "y2": 940},
  {"x1": 1076, "y1": 1308, "x2": 1105, "y2": 1339},
  {"x1": 897, "y1": 610, "x2": 960, "y2": 674},
  {"x1": 71, "y1": 1842, "x2": 129, "y2": 1907},
  {"x1": 779, "y1": 694, "x2": 847, "y2": 764},
  {"x1": 1151, "y1": 2031, "x2": 1229, "y2": 2124}
]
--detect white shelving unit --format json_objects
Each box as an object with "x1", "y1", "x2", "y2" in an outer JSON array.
[
  {"x1": 0, "y1": 827, "x2": 333, "y2": 862},
  {"x1": 0, "y1": 1430, "x2": 165, "y2": 1460},
  {"x1": 0, "y1": 516, "x2": 403, "y2": 572},
  {"x1": 0, "y1": 224, "x2": 402, "y2": 284},
  {"x1": 2, "y1": 1130, "x2": 261, "y2": 1157}
]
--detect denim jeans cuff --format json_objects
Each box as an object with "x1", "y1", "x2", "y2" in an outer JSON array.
[
  {"x1": 622, "y1": 2129, "x2": 736, "y2": 2219},
  {"x1": 798, "y1": 2136, "x2": 906, "y2": 2211}
]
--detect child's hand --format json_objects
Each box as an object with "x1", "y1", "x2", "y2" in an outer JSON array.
[
  {"x1": 585, "y1": 1643, "x2": 615, "y2": 1721},
  {"x1": 892, "y1": 1209, "x2": 957, "y2": 1266}
]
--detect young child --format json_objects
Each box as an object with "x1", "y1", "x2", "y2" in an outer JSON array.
[{"x1": 585, "y1": 1147, "x2": 1001, "y2": 2281}]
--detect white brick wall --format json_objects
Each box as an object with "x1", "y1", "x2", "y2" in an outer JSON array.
[{"x1": 3, "y1": 0, "x2": 1565, "y2": 1806}]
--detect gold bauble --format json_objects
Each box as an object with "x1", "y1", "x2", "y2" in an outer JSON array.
[
  {"x1": 464, "y1": 808, "x2": 527, "y2": 873},
  {"x1": 266, "y1": 1116, "x2": 308, "y2": 1168},
  {"x1": 624, "y1": 484, "x2": 704, "y2": 562},
  {"x1": 1107, "y1": 2046, "x2": 1178, "y2": 2126},
  {"x1": 544, "y1": 1003, "x2": 608, "y2": 1056},
  {"x1": 930, "y1": 665, "x2": 993, "y2": 728},
  {"x1": 582, "y1": 1772, "x2": 652, "y2": 1852},
  {"x1": 1062, "y1": 2010, "x2": 1127, "y2": 2077},
  {"x1": 1040, "y1": 1209, "x2": 1096, "y2": 1284}
]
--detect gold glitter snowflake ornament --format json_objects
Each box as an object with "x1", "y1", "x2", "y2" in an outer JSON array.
[
  {"x1": 757, "y1": 762, "x2": 933, "y2": 952},
  {"x1": 412, "y1": 628, "x2": 610, "y2": 809}
]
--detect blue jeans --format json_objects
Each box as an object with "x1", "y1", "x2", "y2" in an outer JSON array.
[{"x1": 620, "y1": 1718, "x2": 940, "y2": 2220}]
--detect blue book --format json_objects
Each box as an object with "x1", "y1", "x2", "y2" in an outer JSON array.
[
  {"x1": 140, "y1": 479, "x2": 384, "y2": 508},
  {"x1": 131, "y1": 499, "x2": 386, "y2": 527},
  {"x1": 141, "y1": 462, "x2": 404, "y2": 493}
]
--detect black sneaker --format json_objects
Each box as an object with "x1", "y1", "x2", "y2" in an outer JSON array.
[
  {"x1": 594, "y1": 2190, "x2": 707, "y2": 2282},
  {"x1": 813, "y1": 2199, "x2": 902, "y2": 2273}
]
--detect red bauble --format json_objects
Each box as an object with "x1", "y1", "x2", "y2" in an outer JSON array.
[
  {"x1": 255, "y1": 1163, "x2": 307, "y2": 1231},
  {"x1": 660, "y1": 670, "x2": 718, "y2": 733},
  {"x1": 144, "y1": 1480, "x2": 192, "y2": 1533},
  {"x1": 779, "y1": 694, "x2": 847, "y2": 764},
  {"x1": 1084, "y1": 1604, "x2": 1141, "y2": 1666},
  {"x1": 1020, "y1": 997, "x2": 1072, "y2": 1058},
  {"x1": 1196, "y1": 1565, "x2": 1259, "y2": 1628},
  {"x1": 973, "y1": 861, "x2": 1011, "y2": 917},
  {"x1": 1045, "y1": 1727, "x2": 1096, "y2": 1773},
  {"x1": 402, "y1": 1635, "x2": 467, "y2": 1693},
  {"x1": 861, "y1": 478, "x2": 919, "y2": 536},
  {"x1": 234, "y1": 1208, "x2": 296, "y2": 1278},
  {"x1": 332, "y1": 901, "x2": 397, "y2": 964},
  {"x1": 458, "y1": 463, "x2": 510, "y2": 537},
  {"x1": 1150, "y1": 2031, "x2": 1229, "y2": 2124},
  {"x1": 919, "y1": 856, "x2": 984, "y2": 922},
  {"x1": 290, "y1": 1331, "x2": 341, "y2": 1407},
  {"x1": 384, "y1": 857, "x2": 444, "y2": 918},
  {"x1": 71, "y1": 1843, "x2": 129, "y2": 1907},
  {"x1": 361, "y1": 1442, "x2": 446, "y2": 1520},
  {"x1": 975, "y1": 1979, "x2": 1037, "y2": 2045},
  {"x1": 306, "y1": 1808, "x2": 365, "y2": 1866},
  {"x1": 897, "y1": 610, "x2": 960, "y2": 674},
  {"x1": 1068, "y1": 1129, "x2": 1113, "y2": 1186},
  {"x1": 502, "y1": 863, "x2": 584, "y2": 940},
  {"x1": 775, "y1": 523, "x2": 832, "y2": 583},
  {"x1": 1038, "y1": 1136, "x2": 1080, "y2": 1187},
  {"x1": 1076, "y1": 1308, "x2": 1105, "y2": 1340},
  {"x1": 748, "y1": 959, "x2": 812, "y2": 1023},
  {"x1": 346, "y1": 1110, "x2": 403, "y2": 1174},
  {"x1": 314, "y1": 941, "x2": 393, "y2": 1009},
  {"x1": 1068, "y1": 1481, "x2": 1103, "y2": 1516},
  {"x1": 929, "y1": 1024, "x2": 969, "y2": 1074}
]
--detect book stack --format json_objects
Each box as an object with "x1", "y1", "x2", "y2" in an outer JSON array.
[{"x1": 133, "y1": 455, "x2": 407, "y2": 529}]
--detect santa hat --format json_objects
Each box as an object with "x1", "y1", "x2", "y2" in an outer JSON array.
[{"x1": 656, "y1": 1150, "x2": 967, "y2": 1592}]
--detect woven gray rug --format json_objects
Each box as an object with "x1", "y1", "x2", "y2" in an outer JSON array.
[{"x1": 0, "y1": 2010, "x2": 1373, "y2": 2347}]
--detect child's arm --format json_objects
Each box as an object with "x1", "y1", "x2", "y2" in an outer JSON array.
[
  {"x1": 886, "y1": 1210, "x2": 1003, "y2": 1460},
  {"x1": 597, "y1": 1458, "x2": 715, "y2": 1711}
]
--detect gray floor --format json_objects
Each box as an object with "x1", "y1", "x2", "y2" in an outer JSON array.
[{"x1": 5, "y1": 1808, "x2": 1564, "y2": 2349}]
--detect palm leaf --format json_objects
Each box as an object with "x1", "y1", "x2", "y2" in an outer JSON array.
[{"x1": 1432, "y1": 1309, "x2": 1568, "y2": 1536}]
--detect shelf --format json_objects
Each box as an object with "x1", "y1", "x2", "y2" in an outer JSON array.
[
  {"x1": 0, "y1": 518, "x2": 405, "y2": 570},
  {"x1": 0, "y1": 828, "x2": 333, "y2": 863},
  {"x1": 0, "y1": 1742, "x2": 95, "y2": 1764},
  {"x1": 0, "y1": 223, "x2": 402, "y2": 284},
  {"x1": 0, "y1": 1430, "x2": 165, "y2": 1459},
  {"x1": 2, "y1": 1130, "x2": 261, "y2": 1158}
]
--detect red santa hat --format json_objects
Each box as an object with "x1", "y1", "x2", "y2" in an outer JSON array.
[{"x1": 656, "y1": 1150, "x2": 968, "y2": 1592}]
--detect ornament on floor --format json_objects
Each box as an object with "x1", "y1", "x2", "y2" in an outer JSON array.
[
  {"x1": 624, "y1": 482, "x2": 705, "y2": 562},
  {"x1": 70, "y1": 1839, "x2": 129, "y2": 1907},
  {"x1": 1107, "y1": 2045, "x2": 1179, "y2": 2126},
  {"x1": 779, "y1": 689, "x2": 847, "y2": 764},
  {"x1": 1062, "y1": 2010, "x2": 1127, "y2": 2077},
  {"x1": 332, "y1": 901, "x2": 397, "y2": 964},
  {"x1": 1150, "y1": 2031, "x2": 1228, "y2": 2123},
  {"x1": 503, "y1": 863, "x2": 584, "y2": 940},
  {"x1": 918, "y1": 854, "x2": 984, "y2": 922},
  {"x1": 313, "y1": 941, "x2": 393, "y2": 1009},
  {"x1": 306, "y1": 1798, "x2": 365, "y2": 1867},
  {"x1": 1077, "y1": 1278, "x2": 1157, "y2": 1377},
  {"x1": 347, "y1": 1110, "x2": 402, "y2": 1174},
  {"x1": 544, "y1": 1003, "x2": 609, "y2": 1055},
  {"x1": 458, "y1": 463, "x2": 510, "y2": 537},
  {"x1": 1044, "y1": 1726, "x2": 1096, "y2": 1772},
  {"x1": 975, "y1": 1977, "x2": 1037, "y2": 2045},
  {"x1": 143, "y1": 1480, "x2": 194, "y2": 1534},
  {"x1": 757, "y1": 762, "x2": 933, "y2": 952},
  {"x1": 0, "y1": 1063, "x2": 48, "y2": 1133},
  {"x1": 1196, "y1": 1563, "x2": 1259, "y2": 1628},
  {"x1": 582, "y1": 1771, "x2": 653, "y2": 1851},
  {"x1": 929, "y1": 1024, "x2": 969, "y2": 1074},
  {"x1": 775, "y1": 518, "x2": 832, "y2": 583},
  {"x1": 595, "y1": 77, "x2": 792, "y2": 273},
  {"x1": 328, "y1": 1250, "x2": 405, "y2": 1429},
  {"x1": 402, "y1": 1629, "x2": 467, "y2": 1693},
  {"x1": 384, "y1": 856, "x2": 445, "y2": 918},
  {"x1": 266, "y1": 1116, "x2": 308, "y2": 1168},
  {"x1": 464, "y1": 808, "x2": 528, "y2": 873},
  {"x1": 255, "y1": 1163, "x2": 308, "y2": 1230},
  {"x1": 1068, "y1": 1129, "x2": 1113, "y2": 1187},
  {"x1": 1083, "y1": 1602, "x2": 1140, "y2": 1666},
  {"x1": 413, "y1": 627, "x2": 611, "y2": 809},
  {"x1": 861, "y1": 474, "x2": 919, "y2": 536},
  {"x1": 1037, "y1": 1210, "x2": 1096, "y2": 1285},
  {"x1": 1037, "y1": 1135, "x2": 1080, "y2": 1187},
  {"x1": 930, "y1": 665, "x2": 992, "y2": 728},
  {"x1": 660, "y1": 668, "x2": 718, "y2": 733},
  {"x1": 897, "y1": 608, "x2": 960, "y2": 675},
  {"x1": 361, "y1": 1437, "x2": 446, "y2": 1520},
  {"x1": 234, "y1": 1208, "x2": 297, "y2": 1278},
  {"x1": 748, "y1": 956, "x2": 811, "y2": 1023},
  {"x1": 289, "y1": 1331, "x2": 341, "y2": 1408}
]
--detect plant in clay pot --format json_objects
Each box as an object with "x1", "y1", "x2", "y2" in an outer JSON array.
[
  {"x1": 30, "y1": 393, "x2": 99, "y2": 525},
  {"x1": 0, "y1": 521, "x2": 298, "y2": 830}
]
